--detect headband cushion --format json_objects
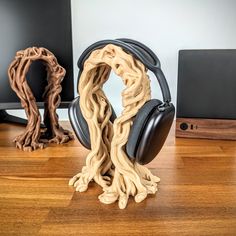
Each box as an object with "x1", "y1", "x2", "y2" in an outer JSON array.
[
  {"x1": 77, "y1": 39, "x2": 172, "y2": 103},
  {"x1": 123, "y1": 43, "x2": 156, "y2": 65},
  {"x1": 128, "y1": 44, "x2": 156, "y2": 65},
  {"x1": 117, "y1": 40, "x2": 156, "y2": 66},
  {"x1": 126, "y1": 99, "x2": 162, "y2": 159},
  {"x1": 69, "y1": 96, "x2": 117, "y2": 149},
  {"x1": 117, "y1": 38, "x2": 160, "y2": 67}
]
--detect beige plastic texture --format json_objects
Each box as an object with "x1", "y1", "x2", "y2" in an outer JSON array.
[
  {"x1": 69, "y1": 44, "x2": 160, "y2": 209},
  {"x1": 8, "y1": 47, "x2": 73, "y2": 151}
]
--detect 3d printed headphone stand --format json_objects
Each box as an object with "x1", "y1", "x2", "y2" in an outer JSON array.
[
  {"x1": 8, "y1": 47, "x2": 73, "y2": 151},
  {"x1": 69, "y1": 45, "x2": 160, "y2": 209}
]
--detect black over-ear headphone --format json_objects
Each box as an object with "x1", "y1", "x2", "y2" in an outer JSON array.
[{"x1": 69, "y1": 39, "x2": 175, "y2": 165}]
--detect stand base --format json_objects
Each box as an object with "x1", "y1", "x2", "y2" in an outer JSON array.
[
  {"x1": 176, "y1": 118, "x2": 236, "y2": 140},
  {"x1": 0, "y1": 110, "x2": 45, "y2": 128},
  {"x1": 0, "y1": 110, "x2": 29, "y2": 126}
]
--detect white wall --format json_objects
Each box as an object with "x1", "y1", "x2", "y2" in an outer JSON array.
[{"x1": 9, "y1": 0, "x2": 236, "y2": 119}]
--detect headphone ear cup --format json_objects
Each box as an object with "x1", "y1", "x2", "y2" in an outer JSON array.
[
  {"x1": 127, "y1": 100, "x2": 175, "y2": 165},
  {"x1": 68, "y1": 96, "x2": 91, "y2": 149},
  {"x1": 126, "y1": 99, "x2": 163, "y2": 160},
  {"x1": 68, "y1": 96, "x2": 117, "y2": 149}
]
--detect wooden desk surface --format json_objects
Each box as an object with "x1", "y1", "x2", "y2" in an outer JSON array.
[{"x1": 0, "y1": 122, "x2": 236, "y2": 236}]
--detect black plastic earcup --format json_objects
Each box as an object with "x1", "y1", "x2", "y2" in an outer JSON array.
[
  {"x1": 68, "y1": 96, "x2": 117, "y2": 149},
  {"x1": 130, "y1": 103, "x2": 175, "y2": 165},
  {"x1": 126, "y1": 99, "x2": 162, "y2": 159}
]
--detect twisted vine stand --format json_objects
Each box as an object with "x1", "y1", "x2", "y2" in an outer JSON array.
[
  {"x1": 8, "y1": 47, "x2": 73, "y2": 151},
  {"x1": 69, "y1": 45, "x2": 160, "y2": 209}
]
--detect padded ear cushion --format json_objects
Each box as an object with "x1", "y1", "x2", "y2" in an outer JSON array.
[
  {"x1": 68, "y1": 96, "x2": 117, "y2": 149},
  {"x1": 126, "y1": 99, "x2": 162, "y2": 159}
]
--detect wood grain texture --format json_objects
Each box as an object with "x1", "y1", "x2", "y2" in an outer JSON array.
[
  {"x1": 176, "y1": 118, "x2": 236, "y2": 140},
  {"x1": 0, "y1": 122, "x2": 236, "y2": 236}
]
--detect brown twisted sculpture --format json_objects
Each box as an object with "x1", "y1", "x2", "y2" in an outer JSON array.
[
  {"x1": 69, "y1": 44, "x2": 160, "y2": 209},
  {"x1": 8, "y1": 47, "x2": 73, "y2": 151}
]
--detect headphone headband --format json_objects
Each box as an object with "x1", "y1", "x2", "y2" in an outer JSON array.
[{"x1": 77, "y1": 39, "x2": 171, "y2": 103}]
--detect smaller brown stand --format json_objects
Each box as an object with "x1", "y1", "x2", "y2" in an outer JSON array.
[{"x1": 8, "y1": 47, "x2": 73, "y2": 151}]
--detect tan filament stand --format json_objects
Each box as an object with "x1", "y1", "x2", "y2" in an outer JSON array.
[
  {"x1": 8, "y1": 47, "x2": 73, "y2": 151},
  {"x1": 69, "y1": 44, "x2": 160, "y2": 209}
]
